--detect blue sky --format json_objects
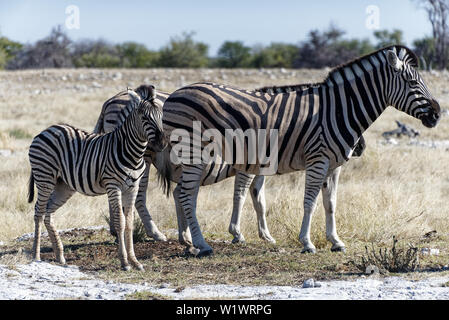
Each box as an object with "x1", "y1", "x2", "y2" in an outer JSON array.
[{"x1": 0, "y1": 0, "x2": 433, "y2": 56}]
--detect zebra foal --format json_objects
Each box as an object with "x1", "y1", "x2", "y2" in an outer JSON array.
[{"x1": 27, "y1": 87, "x2": 167, "y2": 271}]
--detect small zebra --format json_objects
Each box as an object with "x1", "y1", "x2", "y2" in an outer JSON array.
[
  {"x1": 94, "y1": 85, "x2": 365, "y2": 249},
  {"x1": 27, "y1": 87, "x2": 167, "y2": 271},
  {"x1": 161, "y1": 45, "x2": 441, "y2": 256}
]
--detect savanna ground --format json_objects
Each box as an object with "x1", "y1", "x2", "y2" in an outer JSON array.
[{"x1": 1, "y1": 68, "x2": 449, "y2": 291}]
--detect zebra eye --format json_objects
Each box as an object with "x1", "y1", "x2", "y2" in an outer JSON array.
[{"x1": 409, "y1": 79, "x2": 419, "y2": 86}]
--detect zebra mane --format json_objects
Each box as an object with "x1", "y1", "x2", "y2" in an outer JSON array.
[
  {"x1": 324, "y1": 45, "x2": 419, "y2": 84},
  {"x1": 255, "y1": 82, "x2": 321, "y2": 94},
  {"x1": 254, "y1": 46, "x2": 419, "y2": 94}
]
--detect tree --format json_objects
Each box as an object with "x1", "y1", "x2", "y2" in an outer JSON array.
[
  {"x1": 251, "y1": 43, "x2": 299, "y2": 68},
  {"x1": 116, "y1": 42, "x2": 159, "y2": 68},
  {"x1": 7, "y1": 25, "x2": 73, "y2": 69},
  {"x1": 413, "y1": 37, "x2": 436, "y2": 69},
  {"x1": 216, "y1": 41, "x2": 251, "y2": 68},
  {"x1": 0, "y1": 34, "x2": 22, "y2": 68},
  {"x1": 373, "y1": 29, "x2": 404, "y2": 48},
  {"x1": 294, "y1": 24, "x2": 374, "y2": 68},
  {"x1": 72, "y1": 39, "x2": 121, "y2": 68},
  {"x1": 158, "y1": 32, "x2": 209, "y2": 68},
  {"x1": 415, "y1": 0, "x2": 449, "y2": 69}
]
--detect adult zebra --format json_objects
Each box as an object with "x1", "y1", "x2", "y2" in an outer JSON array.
[
  {"x1": 94, "y1": 85, "x2": 366, "y2": 248},
  {"x1": 162, "y1": 45, "x2": 441, "y2": 256},
  {"x1": 28, "y1": 87, "x2": 167, "y2": 271}
]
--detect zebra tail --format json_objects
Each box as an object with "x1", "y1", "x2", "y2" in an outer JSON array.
[
  {"x1": 155, "y1": 149, "x2": 172, "y2": 198},
  {"x1": 27, "y1": 172, "x2": 35, "y2": 203}
]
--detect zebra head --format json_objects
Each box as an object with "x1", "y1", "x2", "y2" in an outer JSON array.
[
  {"x1": 384, "y1": 46, "x2": 440, "y2": 128},
  {"x1": 127, "y1": 87, "x2": 167, "y2": 152}
]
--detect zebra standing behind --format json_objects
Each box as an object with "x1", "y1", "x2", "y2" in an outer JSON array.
[
  {"x1": 27, "y1": 87, "x2": 167, "y2": 271},
  {"x1": 161, "y1": 45, "x2": 441, "y2": 256}
]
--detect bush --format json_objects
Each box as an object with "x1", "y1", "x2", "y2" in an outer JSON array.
[
  {"x1": 251, "y1": 43, "x2": 299, "y2": 68},
  {"x1": 216, "y1": 41, "x2": 252, "y2": 68},
  {"x1": 158, "y1": 32, "x2": 209, "y2": 68}
]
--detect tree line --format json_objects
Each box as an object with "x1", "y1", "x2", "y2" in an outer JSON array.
[{"x1": 1, "y1": 0, "x2": 448, "y2": 70}]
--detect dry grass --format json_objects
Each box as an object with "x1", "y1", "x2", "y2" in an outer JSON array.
[{"x1": 0, "y1": 68, "x2": 448, "y2": 283}]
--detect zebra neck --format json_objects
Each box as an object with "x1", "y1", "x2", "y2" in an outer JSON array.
[
  {"x1": 323, "y1": 55, "x2": 389, "y2": 146},
  {"x1": 114, "y1": 111, "x2": 148, "y2": 169}
]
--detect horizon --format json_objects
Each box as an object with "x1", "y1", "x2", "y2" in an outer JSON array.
[{"x1": 0, "y1": 0, "x2": 433, "y2": 56}]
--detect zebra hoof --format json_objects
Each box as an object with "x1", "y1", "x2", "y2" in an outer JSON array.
[
  {"x1": 135, "y1": 264, "x2": 145, "y2": 271},
  {"x1": 151, "y1": 232, "x2": 167, "y2": 242},
  {"x1": 122, "y1": 265, "x2": 131, "y2": 272},
  {"x1": 196, "y1": 248, "x2": 214, "y2": 258},
  {"x1": 331, "y1": 246, "x2": 346, "y2": 253},
  {"x1": 231, "y1": 236, "x2": 246, "y2": 244},
  {"x1": 301, "y1": 248, "x2": 317, "y2": 254}
]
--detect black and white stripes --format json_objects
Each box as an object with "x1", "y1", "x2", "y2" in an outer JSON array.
[
  {"x1": 28, "y1": 87, "x2": 167, "y2": 270},
  {"x1": 162, "y1": 45, "x2": 440, "y2": 255}
]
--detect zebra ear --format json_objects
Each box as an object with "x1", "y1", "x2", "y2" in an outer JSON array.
[
  {"x1": 386, "y1": 50, "x2": 403, "y2": 71},
  {"x1": 127, "y1": 88, "x2": 141, "y2": 107}
]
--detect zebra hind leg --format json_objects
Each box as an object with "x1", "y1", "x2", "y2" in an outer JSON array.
[
  {"x1": 134, "y1": 162, "x2": 167, "y2": 241},
  {"x1": 173, "y1": 183, "x2": 193, "y2": 247},
  {"x1": 249, "y1": 175, "x2": 275, "y2": 244},
  {"x1": 322, "y1": 167, "x2": 346, "y2": 252},
  {"x1": 44, "y1": 180, "x2": 76, "y2": 264},
  {"x1": 31, "y1": 180, "x2": 55, "y2": 262},
  {"x1": 179, "y1": 164, "x2": 213, "y2": 257},
  {"x1": 228, "y1": 172, "x2": 254, "y2": 244}
]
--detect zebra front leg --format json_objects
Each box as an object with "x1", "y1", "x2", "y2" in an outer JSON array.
[
  {"x1": 173, "y1": 183, "x2": 193, "y2": 247},
  {"x1": 229, "y1": 172, "x2": 254, "y2": 244},
  {"x1": 322, "y1": 167, "x2": 346, "y2": 252},
  {"x1": 250, "y1": 175, "x2": 275, "y2": 243},
  {"x1": 107, "y1": 186, "x2": 130, "y2": 271},
  {"x1": 134, "y1": 162, "x2": 167, "y2": 241},
  {"x1": 179, "y1": 164, "x2": 213, "y2": 257},
  {"x1": 299, "y1": 159, "x2": 329, "y2": 253},
  {"x1": 122, "y1": 186, "x2": 144, "y2": 271}
]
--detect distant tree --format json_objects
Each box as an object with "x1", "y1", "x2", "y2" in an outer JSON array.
[
  {"x1": 116, "y1": 42, "x2": 159, "y2": 68},
  {"x1": 373, "y1": 29, "x2": 404, "y2": 48},
  {"x1": 414, "y1": 0, "x2": 449, "y2": 69},
  {"x1": 7, "y1": 25, "x2": 72, "y2": 69},
  {"x1": 251, "y1": 43, "x2": 299, "y2": 68},
  {"x1": 216, "y1": 41, "x2": 252, "y2": 68},
  {"x1": 0, "y1": 34, "x2": 22, "y2": 68},
  {"x1": 413, "y1": 37, "x2": 437, "y2": 69},
  {"x1": 72, "y1": 39, "x2": 121, "y2": 68},
  {"x1": 294, "y1": 25, "x2": 373, "y2": 68},
  {"x1": 158, "y1": 32, "x2": 209, "y2": 68}
]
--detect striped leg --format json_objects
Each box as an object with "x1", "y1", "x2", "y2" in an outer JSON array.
[
  {"x1": 322, "y1": 167, "x2": 346, "y2": 252},
  {"x1": 299, "y1": 158, "x2": 329, "y2": 253},
  {"x1": 249, "y1": 175, "x2": 275, "y2": 243},
  {"x1": 229, "y1": 172, "x2": 255, "y2": 243},
  {"x1": 179, "y1": 164, "x2": 213, "y2": 256},
  {"x1": 134, "y1": 162, "x2": 167, "y2": 241},
  {"x1": 32, "y1": 181, "x2": 55, "y2": 262},
  {"x1": 107, "y1": 186, "x2": 130, "y2": 271},
  {"x1": 122, "y1": 186, "x2": 144, "y2": 271},
  {"x1": 173, "y1": 183, "x2": 193, "y2": 246},
  {"x1": 44, "y1": 181, "x2": 76, "y2": 264}
]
